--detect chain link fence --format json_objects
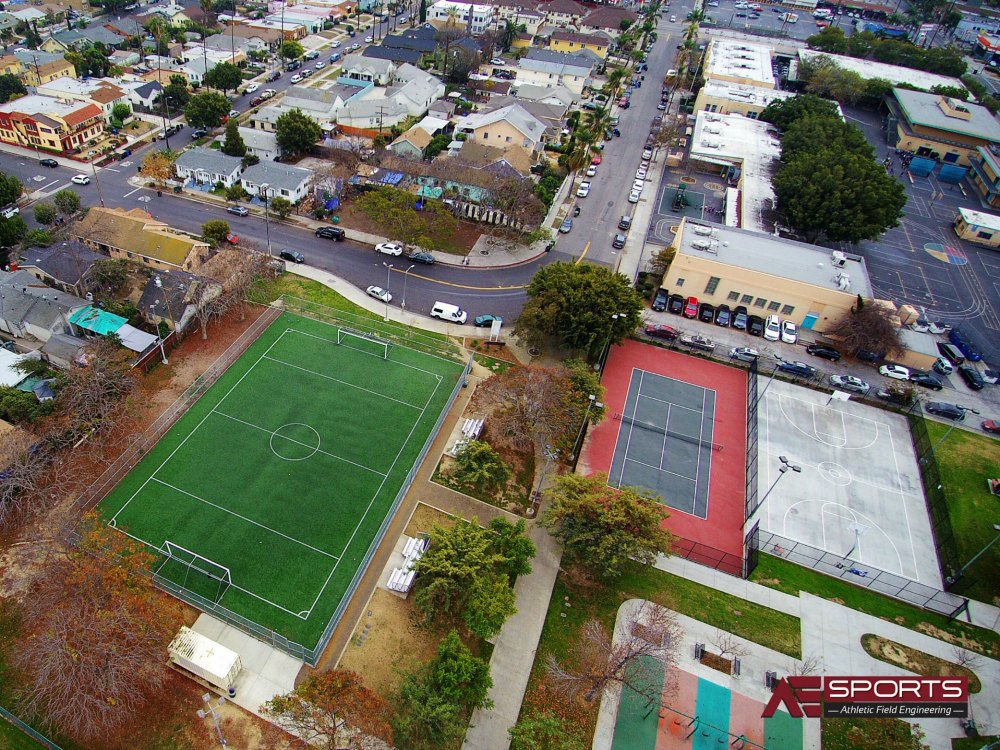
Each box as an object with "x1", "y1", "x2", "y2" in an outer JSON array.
[{"x1": 0, "y1": 706, "x2": 63, "y2": 750}]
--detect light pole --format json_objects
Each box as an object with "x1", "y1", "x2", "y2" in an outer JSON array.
[
  {"x1": 532, "y1": 444, "x2": 560, "y2": 506},
  {"x1": 570, "y1": 394, "x2": 603, "y2": 461},
  {"x1": 259, "y1": 183, "x2": 272, "y2": 256},
  {"x1": 153, "y1": 274, "x2": 174, "y2": 363},
  {"x1": 400, "y1": 263, "x2": 415, "y2": 310},
  {"x1": 596, "y1": 312, "x2": 626, "y2": 371},
  {"x1": 744, "y1": 455, "x2": 801, "y2": 526},
  {"x1": 382, "y1": 261, "x2": 393, "y2": 321},
  {"x1": 920, "y1": 407, "x2": 979, "y2": 464},
  {"x1": 946, "y1": 524, "x2": 1000, "y2": 586},
  {"x1": 196, "y1": 693, "x2": 227, "y2": 747}
]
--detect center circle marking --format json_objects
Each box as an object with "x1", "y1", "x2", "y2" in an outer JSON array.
[
  {"x1": 270, "y1": 423, "x2": 321, "y2": 461},
  {"x1": 818, "y1": 461, "x2": 851, "y2": 486}
]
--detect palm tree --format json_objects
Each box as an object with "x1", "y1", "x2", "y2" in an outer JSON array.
[
  {"x1": 584, "y1": 106, "x2": 612, "y2": 139},
  {"x1": 565, "y1": 140, "x2": 591, "y2": 195},
  {"x1": 607, "y1": 67, "x2": 628, "y2": 96}
]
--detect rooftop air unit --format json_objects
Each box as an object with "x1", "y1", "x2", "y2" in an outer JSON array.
[
  {"x1": 831, "y1": 250, "x2": 846, "y2": 268},
  {"x1": 836, "y1": 272, "x2": 852, "y2": 291},
  {"x1": 693, "y1": 225, "x2": 714, "y2": 236}
]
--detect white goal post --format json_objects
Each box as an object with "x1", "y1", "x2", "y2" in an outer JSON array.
[
  {"x1": 157, "y1": 540, "x2": 232, "y2": 604},
  {"x1": 336, "y1": 327, "x2": 390, "y2": 359}
]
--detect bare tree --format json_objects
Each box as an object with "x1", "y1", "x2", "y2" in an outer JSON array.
[
  {"x1": 188, "y1": 277, "x2": 228, "y2": 339},
  {"x1": 951, "y1": 646, "x2": 983, "y2": 672},
  {"x1": 56, "y1": 337, "x2": 138, "y2": 443},
  {"x1": 203, "y1": 248, "x2": 273, "y2": 321},
  {"x1": 545, "y1": 602, "x2": 681, "y2": 703},
  {"x1": 826, "y1": 296, "x2": 904, "y2": 358},
  {"x1": 792, "y1": 654, "x2": 824, "y2": 677},
  {"x1": 711, "y1": 630, "x2": 750, "y2": 662},
  {"x1": 0, "y1": 427, "x2": 51, "y2": 532}
]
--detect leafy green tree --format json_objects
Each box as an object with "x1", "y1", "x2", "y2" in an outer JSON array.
[
  {"x1": 204, "y1": 61, "x2": 242, "y2": 93},
  {"x1": 33, "y1": 202, "x2": 56, "y2": 225},
  {"x1": 780, "y1": 113, "x2": 873, "y2": 161},
  {"x1": 275, "y1": 108, "x2": 322, "y2": 156},
  {"x1": 355, "y1": 186, "x2": 457, "y2": 250},
  {"x1": 759, "y1": 93, "x2": 840, "y2": 131},
  {"x1": 201, "y1": 219, "x2": 231, "y2": 247},
  {"x1": 0, "y1": 385, "x2": 52, "y2": 422},
  {"x1": 487, "y1": 517, "x2": 534, "y2": 581},
  {"x1": 0, "y1": 216, "x2": 28, "y2": 248},
  {"x1": 22, "y1": 229, "x2": 52, "y2": 248},
  {"x1": 0, "y1": 174, "x2": 22, "y2": 208},
  {"x1": 514, "y1": 261, "x2": 643, "y2": 358},
  {"x1": 162, "y1": 74, "x2": 190, "y2": 110},
  {"x1": 111, "y1": 103, "x2": 131, "y2": 123},
  {"x1": 91, "y1": 259, "x2": 129, "y2": 291},
  {"x1": 280, "y1": 39, "x2": 304, "y2": 61},
  {"x1": 184, "y1": 91, "x2": 230, "y2": 128},
  {"x1": 0, "y1": 73, "x2": 26, "y2": 103},
  {"x1": 423, "y1": 131, "x2": 451, "y2": 160},
  {"x1": 543, "y1": 472, "x2": 674, "y2": 580},
  {"x1": 394, "y1": 675, "x2": 465, "y2": 750},
  {"x1": 53, "y1": 189, "x2": 81, "y2": 217},
  {"x1": 221, "y1": 119, "x2": 247, "y2": 157},
  {"x1": 802, "y1": 59, "x2": 867, "y2": 104},
  {"x1": 805, "y1": 25, "x2": 849, "y2": 53},
  {"x1": 451, "y1": 440, "x2": 511, "y2": 494},
  {"x1": 269, "y1": 196, "x2": 292, "y2": 218},
  {"x1": 427, "y1": 630, "x2": 493, "y2": 712},
  {"x1": 510, "y1": 712, "x2": 586, "y2": 750}
]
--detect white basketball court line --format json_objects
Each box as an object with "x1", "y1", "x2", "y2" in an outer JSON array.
[{"x1": 758, "y1": 379, "x2": 942, "y2": 586}]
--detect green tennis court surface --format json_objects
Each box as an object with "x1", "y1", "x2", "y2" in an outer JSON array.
[{"x1": 98, "y1": 313, "x2": 464, "y2": 651}]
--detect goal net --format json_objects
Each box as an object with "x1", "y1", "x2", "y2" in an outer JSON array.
[
  {"x1": 336, "y1": 327, "x2": 390, "y2": 360},
  {"x1": 155, "y1": 540, "x2": 232, "y2": 604}
]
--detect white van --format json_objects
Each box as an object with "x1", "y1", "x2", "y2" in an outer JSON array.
[
  {"x1": 431, "y1": 301, "x2": 467, "y2": 324},
  {"x1": 764, "y1": 314, "x2": 781, "y2": 341}
]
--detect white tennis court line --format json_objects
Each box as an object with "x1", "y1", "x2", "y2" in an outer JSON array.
[
  {"x1": 302, "y1": 367, "x2": 445, "y2": 618},
  {"x1": 212, "y1": 410, "x2": 388, "y2": 476},
  {"x1": 634, "y1": 391, "x2": 706, "y2": 414},
  {"x1": 263, "y1": 355, "x2": 425, "y2": 410},
  {"x1": 613, "y1": 369, "x2": 645, "y2": 489},
  {"x1": 624, "y1": 454, "x2": 698, "y2": 484},
  {"x1": 284, "y1": 326, "x2": 450, "y2": 379},
  {"x1": 658, "y1": 403, "x2": 672, "y2": 471}
]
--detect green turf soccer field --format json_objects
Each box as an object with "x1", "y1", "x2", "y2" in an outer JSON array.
[{"x1": 98, "y1": 313, "x2": 465, "y2": 652}]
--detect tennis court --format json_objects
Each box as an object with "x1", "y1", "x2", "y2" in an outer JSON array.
[
  {"x1": 98, "y1": 313, "x2": 465, "y2": 653},
  {"x1": 608, "y1": 370, "x2": 718, "y2": 519}
]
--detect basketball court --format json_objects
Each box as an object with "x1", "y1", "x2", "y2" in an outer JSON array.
[
  {"x1": 585, "y1": 340, "x2": 748, "y2": 573},
  {"x1": 755, "y1": 379, "x2": 940, "y2": 587}
]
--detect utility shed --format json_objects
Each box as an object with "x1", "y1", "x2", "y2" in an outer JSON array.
[{"x1": 168, "y1": 626, "x2": 242, "y2": 690}]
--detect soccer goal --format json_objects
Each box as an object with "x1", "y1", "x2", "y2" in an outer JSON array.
[
  {"x1": 155, "y1": 540, "x2": 232, "y2": 605},
  {"x1": 336, "y1": 327, "x2": 391, "y2": 360}
]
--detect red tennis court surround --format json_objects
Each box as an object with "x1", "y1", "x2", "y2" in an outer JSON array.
[{"x1": 584, "y1": 340, "x2": 747, "y2": 569}]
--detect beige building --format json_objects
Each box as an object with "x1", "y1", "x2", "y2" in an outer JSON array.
[
  {"x1": 73, "y1": 208, "x2": 209, "y2": 272},
  {"x1": 954, "y1": 207, "x2": 1000, "y2": 248},
  {"x1": 693, "y1": 80, "x2": 794, "y2": 118},
  {"x1": 885, "y1": 88, "x2": 1000, "y2": 167},
  {"x1": 0, "y1": 51, "x2": 76, "y2": 87},
  {"x1": 454, "y1": 103, "x2": 546, "y2": 154},
  {"x1": 703, "y1": 39, "x2": 774, "y2": 89},
  {"x1": 660, "y1": 218, "x2": 872, "y2": 333}
]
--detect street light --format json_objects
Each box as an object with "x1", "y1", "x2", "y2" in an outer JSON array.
[
  {"x1": 400, "y1": 263, "x2": 415, "y2": 310},
  {"x1": 196, "y1": 693, "x2": 227, "y2": 747},
  {"x1": 152, "y1": 274, "x2": 174, "y2": 364},
  {"x1": 531, "y1": 444, "x2": 560, "y2": 510},
  {"x1": 946, "y1": 524, "x2": 1000, "y2": 586},
  {"x1": 743, "y1": 455, "x2": 801, "y2": 526},
  {"x1": 596, "y1": 312, "x2": 626, "y2": 371},
  {"x1": 259, "y1": 183, "x2": 272, "y2": 256},
  {"x1": 382, "y1": 261, "x2": 393, "y2": 321},
  {"x1": 570, "y1": 393, "x2": 603, "y2": 461}
]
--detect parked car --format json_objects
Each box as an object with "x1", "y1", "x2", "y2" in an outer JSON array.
[
  {"x1": 731, "y1": 306, "x2": 748, "y2": 330},
  {"x1": 250, "y1": 96, "x2": 264, "y2": 106},
  {"x1": 227, "y1": 205, "x2": 250, "y2": 216},
  {"x1": 715, "y1": 304, "x2": 731, "y2": 327},
  {"x1": 678, "y1": 334, "x2": 715, "y2": 352},
  {"x1": 628, "y1": 191, "x2": 641, "y2": 204},
  {"x1": 267, "y1": 71, "x2": 282, "y2": 82},
  {"x1": 924, "y1": 402, "x2": 965, "y2": 421},
  {"x1": 651, "y1": 288, "x2": 668, "y2": 312},
  {"x1": 586, "y1": 164, "x2": 598, "y2": 177},
  {"x1": 957, "y1": 364, "x2": 985, "y2": 391},
  {"x1": 780, "y1": 320, "x2": 798, "y2": 344},
  {"x1": 70, "y1": 174, "x2": 90, "y2": 185},
  {"x1": 375, "y1": 241, "x2": 404, "y2": 255},
  {"x1": 778, "y1": 361, "x2": 817, "y2": 378},
  {"x1": 304, "y1": 49, "x2": 320, "y2": 60},
  {"x1": 933, "y1": 356, "x2": 955, "y2": 375},
  {"x1": 683, "y1": 296, "x2": 699, "y2": 318},
  {"x1": 246, "y1": 82, "x2": 260, "y2": 93},
  {"x1": 729, "y1": 347, "x2": 759, "y2": 362},
  {"x1": 981, "y1": 419, "x2": 1000, "y2": 435},
  {"x1": 408, "y1": 251, "x2": 436, "y2": 265},
  {"x1": 39, "y1": 158, "x2": 58, "y2": 168},
  {"x1": 279, "y1": 249, "x2": 304, "y2": 263},
  {"x1": 612, "y1": 233, "x2": 627, "y2": 249},
  {"x1": 474, "y1": 314, "x2": 502, "y2": 327},
  {"x1": 698, "y1": 302, "x2": 715, "y2": 323},
  {"x1": 748, "y1": 315, "x2": 764, "y2": 337},
  {"x1": 315, "y1": 226, "x2": 346, "y2": 240},
  {"x1": 879, "y1": 364, "x2": 910, "y2": 380},
  {"x1": 576, "y1": 181, "x2": 591, "y2": 198},
  {"x1": 560, "y1": 218, "x2": 573, "y2": 233},
  {"x1": 290, "y1": 73, "x2": 304, "y2": 83},
  {"x1": 667, "y1": 294, "x2": 685, "y2": 315},
  {"x1": 191, "y1": 128, "x2": 208, "y2": 138},
  {"x1": 806, "y1": 344, "x2": 841, "y2": 361},
  {"x1": 909, "y1": 371, "x2": 943, "y2": 390},
  {"x1": 875, "y1": 387, "x2": 912, "y2": 406},
  {"x1": 830, "y1": 374, "x2": 869, "y2": 393},
  {"x1": 591, "y1": 155, "x2": 602, "y2": 165},
  {"x1": 366, "y1": 285, "x2": 391, "y2": 303},
  {"x1": 645, "y1": 324, "x2": 680, "y2": 341},
  {"x1": 632, "y1": 179, "x2": 645, "y2": 192},
  {"x1": 764, "y1": 314, "x2": 781, "y2": 341}
]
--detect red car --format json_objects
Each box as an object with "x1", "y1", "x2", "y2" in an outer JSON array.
[
  {"x1": 982, "y1": 419, "x2": 1000, "y2": 435},
  {"x1": 683, "y1": 296, "x2": 699, "y2": 319},
  {"x1": 591, "y1": 155, "x2": 602, "y2": 165},
  {"x1": 226, "y1": 233, "x2": 239, "y2": 244},
  {"x1": 644, "y1": 324, "x2": 680, "y2": 341}
]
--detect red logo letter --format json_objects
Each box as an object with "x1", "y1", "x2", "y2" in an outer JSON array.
[{"x1": 762, "y1": 677, "x2": 822, "y2": 718}]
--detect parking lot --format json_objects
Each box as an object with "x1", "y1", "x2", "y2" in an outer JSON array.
[{"x1": 701, "y1": 0, "x2": 858, "y2": 42}]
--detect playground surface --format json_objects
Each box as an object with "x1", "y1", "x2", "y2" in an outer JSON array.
[{"x1": 586, "y1": 340, "x2": 748, "y2": 575}]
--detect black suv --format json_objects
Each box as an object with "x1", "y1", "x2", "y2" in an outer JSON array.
[
  {"x1": 667, "y1": 294, "x2": 684, "y2": 315},
  {"x1": 315, "y1": 226, "x2": 346, "y2": 241},
  {"x1": 806, "y1": 344, "x2": 841, "y2": 362},
  {"x1": 39, "y1": 158, "x2": 58, "y2": 168},
  {"x1": 618, "y1": 215, "x2": 632, "y2": 230},
  {"x1": 957, "y1": 365, "x2": 985, "y2": 391},
  {"x1": 279, "y1": 249, "x2": 305, "y2": 263},
  {"x1": 698, "y1": 302, "x2": 715, "y2": 323},
  {"x1": 909, "y1": 371, "x2": 943, "y2": 391},
  {"x1": 651, "y1": 288, "x2": 668, "y2": 312},
  {"x1": 925, "y1": 402, "x2": 965, "y2": 421},
  {"x1": 715, "y1": 304, "x2": 731, "y2": 327},
  {"x1": 747, "y1": 315, "x2": 764, "y2": 336}
]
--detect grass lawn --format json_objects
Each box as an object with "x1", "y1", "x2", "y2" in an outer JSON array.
[
  {"x1": 520, "y1": 561, "x2": 802, "y2": 746},
  {"x1": 750, "y1": 555, "x2": 1000, "y2": 659},
  {"x1": 0, "y1": 719, "x2": 48, "y2": 750},
  {"x1": 924, "y1": 421, "x2": 1000, "y2": 604},
  {"x1": 821, "y1": 716, "x2": 921, "y2": 749},
  {"x1": 953, "y1": 737, "x2": 1000, "y2": 749}
]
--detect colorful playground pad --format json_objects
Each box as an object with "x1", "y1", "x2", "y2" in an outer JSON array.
[{"x1": 611, "y1": 657, "x2": 802, "y2": 750}]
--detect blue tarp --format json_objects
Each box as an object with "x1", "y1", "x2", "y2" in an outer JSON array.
[
  {"x1": 908, "y1": 157, "x2": 936, "y2": 176},
  {"x1": 374, "y1": 171, "x2": 404, "y2": 185},
  {"x1": 938, "y1": 164, "x2": 968, "y2": 183},
  {"x1": 325, "y1": 197, "x2": 340, "y2": 210}
]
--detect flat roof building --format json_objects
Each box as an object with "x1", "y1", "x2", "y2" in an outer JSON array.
[
  {"x1": 694, "y1": 80, "x2": 794, "y2": 118},
  {"x1": 954, "y1": 206, "x2": 1000, "y2": 248},
  {"x1": 885, "y1": 88, "x2": 1000, "y2": 167},
  {"x1": 703, "y1": 39, "x2": 774, "y2": 89},
  {"x1": 798, "y1": 49, "x2": 966, "y2": 93}
]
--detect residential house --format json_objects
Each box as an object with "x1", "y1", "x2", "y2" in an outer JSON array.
[
  {"x1": 110, "y1": 49, "x2": 143, "y2": 68},
  {"x1": 452, "y1": 139, "x2": 534, "y2": 177},
  {"x1": 884, "y1": 88, "x2": 1000, "y2": 167},
  {"x1": 42, "y1": 26, "x2": 127, "y2": 53},
  {"x1": 341, "y1": 54, "x2": 395, "y2": 85},
  {"x1": 239, "y1": 126, "x2": 282, "y2": 161},
  {"x1": 0, "y1": 269, "x2": 90, "y2": 344},
  {"x1": 10, "y1": 50, "x2": 76, "y2": 86},
  {"x1": 382, "y1": 25, "x2": 438, "y2": 58},
  {"x1": 516, "y1": 49, "x2": 594, "y2": 95},
  {"x1": 39, "y1": 333, "x2": 88, "y2": 370},
  {"x1": 277, "y1": 83, "x2": 361, "y2": 129},
  {"x1": 8, "y1": 6, "x2": 48, "y2": 24},
  {"x1": 36, "y1": 77, "x2": 130, "y2": 123},
  {"x1": 388, "y1": 126, "x2": 434, "y2": 159},
  {"x1": 481, "y1": 94, "x2": 567, "y2": 139},
  {"x1": 249, "y1": 105, "x2": 282, "y2": 133},
  {"x1": 538, "y1": 0, "x2": 588, "y2": 27},
  {"x1": 387, "y1": 64, "x2": 447, "y2": 114},
  {"x1": 73, "y1": 207, "x2": 210, "y2": 272},
  {"x1": 142, "y1": 3, "x2": 195, "y2": 24},
  {"x1": 494, "y1": 3, "x2": 544, "y2": 35},
  {"x1": 511, "y1": 82, "x2": 577, "y2": 107},
  {"x1": 241, "y1": 161, "x2": 313, "y2": 203},
  {"x1": 512, "y1": 31, "x2": 533, "y2": 50},
  {"x1": 338, "y1": 65, "x2": 444, "y2": 131},
  {"x1": 244, "y1": 18, "x2": 308, "y2": 40},
  {"x1": 469, "y1": 79, "x2": 512, "y2": 100},
  {"x1": 549, "y1": 30, "x2": 611, "y2": 59},
  {"x1": 229, "y1": 25, "x2": 284, "y2": 50},
  {"x1": 454, "y1": 103, "x2": 546, "y2": 153},
  {"x1": 0, "y1": 13, "x2": 20, "y2": 36},
  {"x1": 970, "y1": 145, "x2": 1000, "y2": 208},
  {"x1": 579, "y1": 6, "x2": 637, "y2": 35},
  {"x1": 264, "y1": 7, "x2": 328, "y2": 34},
  {"x1": 174, "y1": 148, "x2": 244, "y2": 188},
  {"x1": 67, "y1": 305, "x2": 159, "y2": 355},
  {"x1": 363, "y1": 45, "x2": 423, "y2": 66},
  {"x1": 19, "y1": 241, "x2": 103, "y2": 296},
  {"x1": 0, "y1": 95, "x2": 103, "y2": 155},
  {"x1": 427, "y1": 0, "x2": 494, "y2": 34},
  {"x1": 137, "y1": 269, "x2": 204, "y2": 332},
  {"x1": 122, "y1": 80, "x2": 163, "y2": 109}
]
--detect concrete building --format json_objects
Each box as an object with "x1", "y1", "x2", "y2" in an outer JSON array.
[
  {"x1": 797, "y1": 49, "x2": 966, "y2": 94},
  {"x1": 693, "y1": 80, "x2": 794, "y2": 118},
  {"x1": 970, "y1": 145, "x2": 1000, "y2": 209},
  {"x1": 660, "y1": 218, "x2": 872, "y2": 332},
  {"x1": 73, "y1": 207, "x2": 210, "y2": 272},
  {"x1": 703, "y1": 39, "x2": 774, "y2": 89},
  {"x1": 884, "y1": 88, "x2": 1000, "y2": 167},
  {"x1": 0, "y1": 95, "x2": 104, "y2": 155},
  {"x1": 427, "y1": 0, "x2": 495, "y2": 34},
  {"x1": 954, "y1": 207, "x2": 1000, "y2": 248}
]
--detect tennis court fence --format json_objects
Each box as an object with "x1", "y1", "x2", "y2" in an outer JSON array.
[
  {"x1": 672, "y1": 535, "x2": 743, "y2": 578},
  {"x1": 0, "y1": 704, "x2": 64, "y2": 749}
]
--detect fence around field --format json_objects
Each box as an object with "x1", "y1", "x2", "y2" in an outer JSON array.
[
  {"x1": 63, "y1": 300, "x2": 473, "y2": 666},
  {"x1": 672, "y1": 535, "x2": 744, "y2": 578},
  {"x1": 0, "y1": 706, "x2": 63, "y2": 750}
]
